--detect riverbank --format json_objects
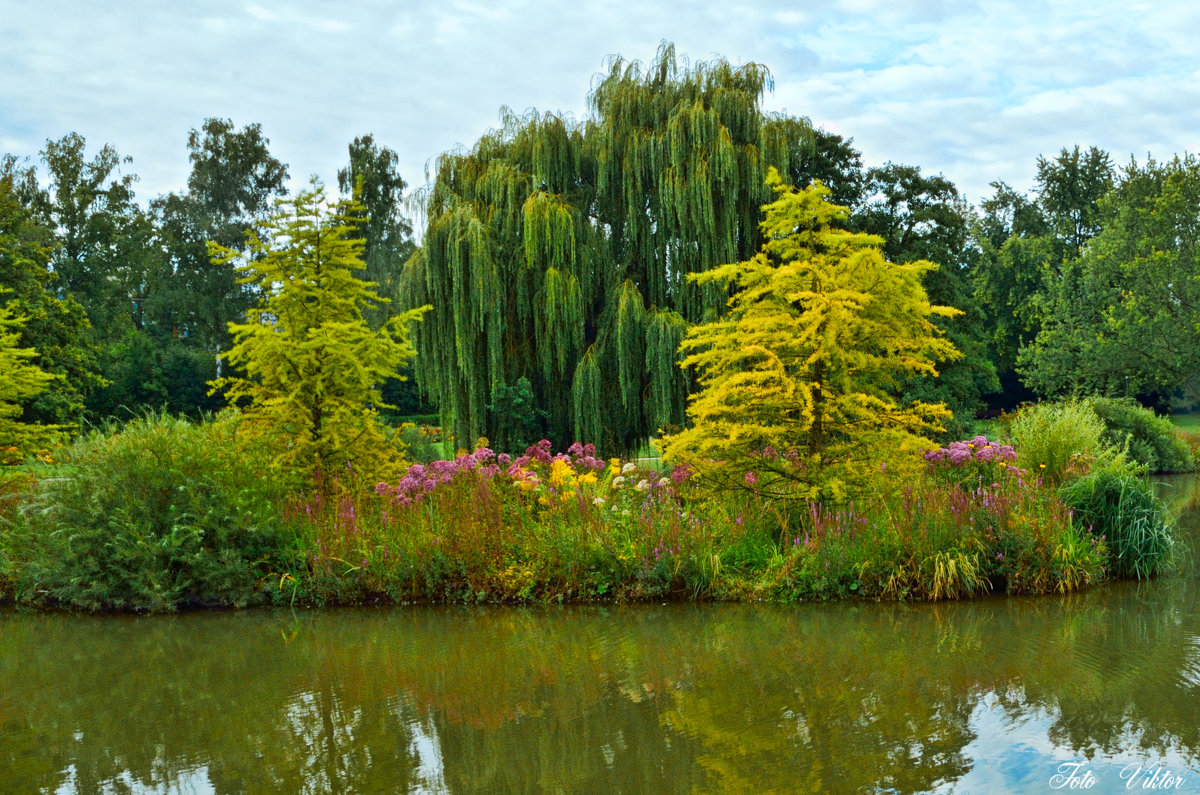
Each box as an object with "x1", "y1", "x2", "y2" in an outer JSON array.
[{"x1": 0, "y1": 412, "x2": 1181, "y2": 612}]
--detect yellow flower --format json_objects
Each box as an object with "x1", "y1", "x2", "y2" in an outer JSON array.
[
  {"x1": 549, "y1": 458, "x2": 574, "y2": 488},
  {"x1": 578, "y1": 472, "x2": 598, "y2": 486},
  {"x1": 537, "y1": 496, "x2": 550, "y2": 506}
]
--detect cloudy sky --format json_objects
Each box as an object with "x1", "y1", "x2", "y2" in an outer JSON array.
[{"x1": 3, "y1": 0, "x2": 1199, "y2": 210}]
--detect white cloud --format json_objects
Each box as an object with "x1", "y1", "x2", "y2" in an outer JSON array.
[{"x1": 1, "y1": 0, "x2": 1197, "y2": 208}]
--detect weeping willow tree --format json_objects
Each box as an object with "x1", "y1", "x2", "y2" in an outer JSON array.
[{"x1": 402, "y1": 43, "x2": 814, "y2": 452}]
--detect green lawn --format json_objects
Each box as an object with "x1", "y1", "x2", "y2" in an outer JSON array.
[{"x1": 1171, "y1": 414, "x2": 1200, "y2": 432}]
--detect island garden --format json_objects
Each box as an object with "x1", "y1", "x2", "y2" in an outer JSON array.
[{"x1": 0, "y1": 45, "x2": 1196, "y2": 612}]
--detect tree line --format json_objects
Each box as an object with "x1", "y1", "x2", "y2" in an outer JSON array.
[
  {"x1": 3, "y1": 43, "x2": 1198, "y2": 457},
  {"x1": 0, "y1": 121, "x2": 428, "y2": 445}
]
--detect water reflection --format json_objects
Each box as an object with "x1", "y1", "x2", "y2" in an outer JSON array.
[{"x1": 2, "y1": 479, "x2": 1198, "y2": 793}]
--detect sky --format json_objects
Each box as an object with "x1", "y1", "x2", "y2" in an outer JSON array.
[{"x1": 3, "y1": 0, "x2": 1199, "y2": 212}]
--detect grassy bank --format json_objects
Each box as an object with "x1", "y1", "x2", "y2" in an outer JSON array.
[{"x1": 0, "y1": 404, "x2": 1181, "y2": 612}]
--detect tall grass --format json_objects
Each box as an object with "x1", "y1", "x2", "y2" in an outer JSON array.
[
  {"x1": 1011, "y1": 400, "x2": 1111, "y2": 484},
  {"x1": 1059, "y1": 466, "x2": 1174, "y2": 579}
]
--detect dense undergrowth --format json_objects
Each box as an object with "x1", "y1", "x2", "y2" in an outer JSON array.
[{"x1": 0, "y1": 398, "x2": 1185, "y2": 612}]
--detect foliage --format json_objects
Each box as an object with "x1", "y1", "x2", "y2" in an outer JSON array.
[
  {"x1": 971, "y1": 147, "x2": 1114, "y2": 404},
  {"x1": 147, "y1": 118, "x2": 290, "y2": 375},
  {"x1": 855, "y1": 162, "x2": 998, "y2": 436},
  {"x1": 1088, "y1": 397, "x2": 1195, "y2": 474},
  {"x1": 1059, "y1": 466, "x2": 1173, "y2": 579},
  {"x1": 13, "y1": 133, "x2": 149, "y2": 338},
  {"x1": 85, "y1": 329, "x2": 222, "y2": 420},
  {"x1": 1035, "y1": 145, "x2": 1115, "y2": 252},
  {"x1": 0, "y1": 160, "x2": 105, "y2": 426},
  {"x1": 661, "y1": 171, "x2": 960, "y2": 502},
  {"x1": 1009, "y1": 400, "x2": 1113, "y2": 485},
  {"x1": 337, "y1": 134, "x2": 416, "y2": 325},
  {"x1": 793, "y1": 129, "x2": 866, "y2": 207},
  {"x1": 488, "y1": 376, "x2": 548, "y2": 454},
  {"x1": 1019, "y1": 155, "x2": 1200, "y2": 403},
  {"x1": 0, "y1": 301, "x2": 62, "y2": 461},
  {"x1": 404, "y1": 42, "x2": 816, "y2": 451},
  {"x1": 3, "y1": 434, "x2": 1162, "y2": 611},
  {"x1": 762, "y1": 435, "x2": 1103, "y2": 600},
  {"x1": 2, "y1": 413, "x2": 293, "y2": 611},
  {"x1": 211, "y1": 179, "x2": 430, "y2": 485}
]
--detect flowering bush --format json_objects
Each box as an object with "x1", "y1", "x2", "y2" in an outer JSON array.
[
  {"x1": 924, "y1": 435, "x2": 1024, "y2": 488},
  {"x1": 287, "y1": 439, "x2": 728, "y2": 604}
]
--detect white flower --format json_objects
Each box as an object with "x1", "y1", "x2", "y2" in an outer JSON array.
[
  {"x1": 621, "y1": 462, "x2": 637, "y2": 474},
  {"x1": 621, "y1": 509, "x2": 630, "y2": 516},
  {"x1": 592, "y1": 497, "x2": 605, "y2": 506},
  {"x1": 635, "y1": 479, "x2": 649, "y2": 492},
  {"x1": 611, "y1": 476, "x2": 626, "y2": 488}
]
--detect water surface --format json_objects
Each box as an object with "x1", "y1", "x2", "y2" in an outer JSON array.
[{"x1": 3, "y1": 477, "x2": 1199, "y2": 793}]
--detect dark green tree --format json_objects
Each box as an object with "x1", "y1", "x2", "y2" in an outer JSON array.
[
  {"x1": 403, "y1": 43, "x2": 815, "y2": 452},
  {"x1": 15, "y1": 134, "x2": 152, "y2": 340},
  {"x1": 792, "y1": 129, "x2": 866, "y2": 208},
  {"x1": 855, "y1": 163, "x2": 997, "y2": 434},
  {"x1": 0, "y1": 170, "x2": 103, "y2": 427},
  {"x1": 1036, "y1": 145, "x2": 1115, "y2": 254},
  {"x1": 1018, "y1": 155, "x2": 1200, "y2": 405},
  {"x1": 970, "y1": 147, "x2": 1115, "y2": 404},
  {"x1": 337, "y1": 135, "x2": 433, "y2": 422},
  {"x1": 337, "y1": 134, "x2": 417, "y2": 321},
  {"x1": 150, "y1": 119, "x2": 290, "y2": 359}
]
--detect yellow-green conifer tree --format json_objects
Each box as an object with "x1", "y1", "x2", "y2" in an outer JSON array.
[
  {"x1": 662, "y1": 170, "x2": 960, "y2": 501},
  {"x1": 0, "y1": 301, "x2": 59, "y2": 463},
  {"x1": 210, "y1": 179, "x2": 429, "y2": 483}
]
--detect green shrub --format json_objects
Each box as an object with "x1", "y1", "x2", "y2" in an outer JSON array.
[
  {"x1": 1058, "y1": 466, "x2": 1174, "y2": 579},
  {"x1": 1010, "y1": 400, "x2": 1112, "y2": 484},
  {"x1": 5, "y1": 412, "x2": 295, "y2": 611},
  {"x1": 1089, "y1": 397, "x2": 1195, "y2": 473}
]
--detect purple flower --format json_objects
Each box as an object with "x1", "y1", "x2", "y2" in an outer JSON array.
[
  {"x1": 744, "y1": 471, "x2": 758, "y2": 486},
  {"x1": 670, "y1": 463, "x2": 693, "y2": 485},
  {"x1": 497, "y1": 453, "x2": 512, "y2": 466}
]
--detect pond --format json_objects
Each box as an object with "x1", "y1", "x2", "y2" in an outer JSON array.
[{"x1": 2, "y1": 477, "x2": 1199, "y2": 793}]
